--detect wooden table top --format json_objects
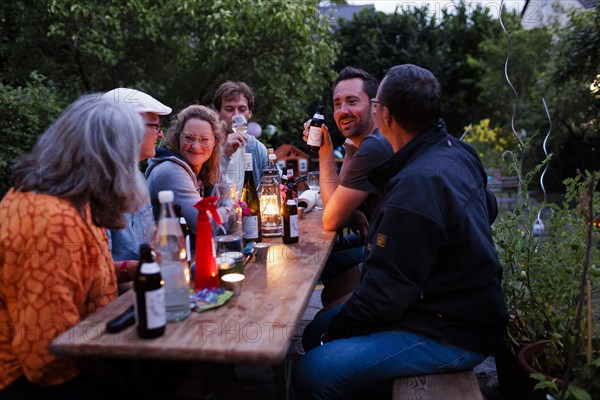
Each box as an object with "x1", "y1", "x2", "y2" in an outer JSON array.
[{"x1": 50, "y1": 209, "x2": 336, "y2": 365}]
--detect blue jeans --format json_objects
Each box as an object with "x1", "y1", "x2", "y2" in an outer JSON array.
[
  {"x1": 294, "y1": 305, "x2": 486, "y2": 400},
  {"x1": 320, "y1": 233, "x2": 364, "y2": 285}
]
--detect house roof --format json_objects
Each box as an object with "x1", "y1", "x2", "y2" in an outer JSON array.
[
  {"x1": 274, "y1": 144, "x2": 310, "y2": 160},
  {"x1": 578, "y1": 0, "x2": 596, "y2": 9}
]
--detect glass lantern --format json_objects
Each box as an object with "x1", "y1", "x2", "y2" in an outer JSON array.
[{"x1": 260, "y1": 175, "x2": 283, "y2": 237}]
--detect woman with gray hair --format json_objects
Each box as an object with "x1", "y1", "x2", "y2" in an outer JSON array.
[
  {"x1": 0, "y1": 94, "x2": 145, "y2": 398},
  {"x1": 146, "y1": 104, "x2": 225, "y2": 237}
]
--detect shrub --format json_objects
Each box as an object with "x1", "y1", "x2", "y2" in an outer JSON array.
[{"x1": 0, "y1": 72, "x2": 66, "y2": 196}]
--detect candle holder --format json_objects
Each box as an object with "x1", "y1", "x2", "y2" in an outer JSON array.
[
  {"x1": 252, "y1": 242, "x2": 270, "y2": 262},
  {"x1": 221, "y1": 273, "x2": 245, "y2": 296},
  {"x1": 260, "y1": 176, "x2": 283, "y2": 237}
]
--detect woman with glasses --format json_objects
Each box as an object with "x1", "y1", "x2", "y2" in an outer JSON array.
[
  {"x1": 102, "y1": 88, "x2": 172, "y2": 292},
  {"x1": 146, "y1": 105, "x2": 225, "y2": 238}
]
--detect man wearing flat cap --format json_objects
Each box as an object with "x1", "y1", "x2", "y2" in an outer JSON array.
[{"x1": 103, "y1": 88, "x2": 172, "y2": 286}]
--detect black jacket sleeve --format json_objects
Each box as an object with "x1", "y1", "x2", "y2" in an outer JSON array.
[{"x1": 328, "y1": 207, "x2": 442, "y2": 339}]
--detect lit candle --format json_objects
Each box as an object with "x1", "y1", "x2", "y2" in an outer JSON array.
[{"x1": 221, "y1": 273, "x2": 245, "y2": 296}]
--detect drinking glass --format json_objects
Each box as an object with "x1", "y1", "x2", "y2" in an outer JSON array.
[
  {"x1": 231, "y1": 114, "x2": 248, "y2": 136},
  {"x1": 307, "y1": 171, "x2": 322, "y2": 210},
  {"x1": 211, "y1": 183, "x2": 243, "y2": 254}
]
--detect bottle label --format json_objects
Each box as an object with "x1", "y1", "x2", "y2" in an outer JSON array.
[
  {"x1": 244, "y1": 156, "x2": 253, "y2": 172},
  {"x1": 145, "y1": 287, "x2": 166, "y2": 329},
  {"x1": 185, "y1": 236, "x2": 191, "y2": 262},
  {"x1": 289, "y1": 214, "x2": 299, "y2": 238},
  {"x1": 242, "y1": 215, "x2": 259, "y2": 238},
  {"x1": 307, "y1": 126, "x2": 322, "y2": 147}
]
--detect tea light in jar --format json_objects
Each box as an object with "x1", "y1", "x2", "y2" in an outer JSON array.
[{"x1": 221, "y1": 273, "x2": 245, "y2": 296}]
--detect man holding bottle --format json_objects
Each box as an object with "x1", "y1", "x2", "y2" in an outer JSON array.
[
  {"x1": 303, "y1": 66, "x2": 393, "y2": 305},
  {"x1": 295, "y1": 64, "x2": 507, "y2": 399},
  {"x1": 213, "y1": 81, "x2": 268, "y2": 191}
]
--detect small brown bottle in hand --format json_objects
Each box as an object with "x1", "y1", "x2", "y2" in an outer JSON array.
[{"x1": 306, "y1": 105, "x2": 325, "y2": 152}]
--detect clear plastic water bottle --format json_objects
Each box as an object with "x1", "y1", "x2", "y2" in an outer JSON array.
[{"x1": 154, "y1": 190, "x2": 191, "y2": 322}]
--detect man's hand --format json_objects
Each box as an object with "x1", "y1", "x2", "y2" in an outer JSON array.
[
  {"x1": 348, "y1": 210, "x2": 369, "y2": 238},
  {"x1": 224, "y1": 131, "x2": 248, "y2": 157},
  {"x1": 319, "y1": 332, "x2": 332, "y2": 345},
  {"x1": 303, "y1": 120, "x2": 332, "y2": 149}
]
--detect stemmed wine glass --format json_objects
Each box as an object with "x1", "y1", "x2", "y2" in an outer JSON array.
[
  {"x1": 231, "y1": 114, "x2": 248, "y2": 136},
  {"x1": 307, "y1": 171, "x2": 322, "y2": 210}
]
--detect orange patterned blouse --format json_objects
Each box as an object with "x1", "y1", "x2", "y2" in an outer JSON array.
[{"x1": 0, "y1": 189, "x2": 117, "y2": 389}]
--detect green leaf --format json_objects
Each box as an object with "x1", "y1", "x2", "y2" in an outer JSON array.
[{"x1": 568, "y1": 384, "x2": 592, "y2": 400}]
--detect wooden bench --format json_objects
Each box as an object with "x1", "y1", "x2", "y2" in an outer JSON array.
[{"x1": 392, "y1": 370, "x2": 482, "y2": 400}]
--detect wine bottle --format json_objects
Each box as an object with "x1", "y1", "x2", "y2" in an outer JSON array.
[
  {"x1": 285, "y1": 161, "x2": 298, "y2": 205},
  {"x1": 283, "y1": 199, "x2": 299, "y2": 244},
  {"x1": 306, "y1": 105, "x2": 325, "y2": 152},
  {"x1": 240, "y1": 153, "x2": 262, "y2": 243},
  {"x1": 134, "y1": 243, "x2": 166, "y2": 339},
  {"x1": 264, "y1": 148, "x2": 282, "y2": 184},
  {"x1": 154, "y1": 190, "x2": 191, "y2": 322}
]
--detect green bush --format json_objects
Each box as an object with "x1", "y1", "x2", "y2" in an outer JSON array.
[{"x1": 0, "y1": 72, "x2": 66, "y2": 196}]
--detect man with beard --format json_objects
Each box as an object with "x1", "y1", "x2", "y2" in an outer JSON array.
[
  {"x1": 295, "y1": 64, "x2": 507, "y2": 400},
  {"x1": 303, "y1": 66, "x2": 393, "y2": 306}
]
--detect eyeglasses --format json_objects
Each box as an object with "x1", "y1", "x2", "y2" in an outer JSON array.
[
  {"x1": 181, "y1": 134, "x2": 214, "y2": 147},
  {"x1": 370, "y1": 98, "x2": 380, "y2": 112},
  {"x1": 146, "y1": 123, "x2": 163, "y2": 132}
]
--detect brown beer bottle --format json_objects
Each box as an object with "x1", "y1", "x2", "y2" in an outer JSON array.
[
  {"x1": 283, "y1": 198, "x2": 299, "y2": 244},
  {"x1": 134, "y1": 244, "x2": 166, "y2": 339},
  {"x1": 306, "y1": 105, "x2": 325, "y2": 152}
]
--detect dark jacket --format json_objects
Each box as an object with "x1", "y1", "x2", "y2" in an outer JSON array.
[{"x1": 328, "y1": 121, "x2": 508, "y2": 355}]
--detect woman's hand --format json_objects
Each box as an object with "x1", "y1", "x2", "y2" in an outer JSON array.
[{"x1": 115, "y1": 260, "x2": 139, "y2": 283}]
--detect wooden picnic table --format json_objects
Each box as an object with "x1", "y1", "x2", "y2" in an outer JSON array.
[{"x1": 50, "y1": 208, "x2": 336, "y2": 365}]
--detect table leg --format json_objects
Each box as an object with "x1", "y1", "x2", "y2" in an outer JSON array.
[{"x1": 274, "y1": 357, "x2": 292, "y2": 400}]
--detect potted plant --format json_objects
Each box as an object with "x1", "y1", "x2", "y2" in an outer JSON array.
[{"x1": 492, "y1": 137, "x2": 600, "y2": 400}]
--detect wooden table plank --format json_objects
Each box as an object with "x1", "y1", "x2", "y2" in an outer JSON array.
[{"x1": 50, "y1": 209, "x2": 335, "y2": 365}]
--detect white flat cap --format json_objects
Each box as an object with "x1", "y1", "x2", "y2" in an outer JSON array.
[{"x1": 103, "y1": 88, "x2": 172, "y2": 115}]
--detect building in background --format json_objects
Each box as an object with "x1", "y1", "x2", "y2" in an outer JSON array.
[
  {"x1": 522, "y1": 0, "x2": 595, "y2": 28},
  {"x1": 318, "y1": 2, "x2": 375, "y2": 30},
  {"x1": 274, "y1": 144, "x2": 310, "y2": 177}
]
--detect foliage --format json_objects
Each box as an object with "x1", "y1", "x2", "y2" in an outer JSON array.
[
  {"x1": 463, "y1": 119, "x2": 517, "y2": 176},
  {"x1": 331, "y1": 1, "x2": 515, "y2": 140},
  {"x1": 0, "y1": 0, "x2": 339, "y2": 146},
  {"x1": 0, "y1": 73, "x2": 66, "y2": 196},
  {"x1": 571, "y1": 358, "x2": 600, "y2": 400},
  {"x1": 156, "y1": 0, "x2": 339, "y2": 127},
  {"x1": 331, "y1": 1, "x2": 597, "y2": 193},
  {"x1": 466, "y1": 24, "x2": 552, "y2": 138},
  {"x1": 540, "y1": 5, "x2": 600, "y2": 191},
  {"x1": 0, "y1": 0, "x2": 597, "y2": 195},
  {"x1": 493, "y1": 134, "x2": 600, "y2": 397},
  {"x1": 1, "y1": 1, "x2": 170, "y2": 94},
  {"x1": 531, "y1": 371, "x2": 593, "y2": 400}
]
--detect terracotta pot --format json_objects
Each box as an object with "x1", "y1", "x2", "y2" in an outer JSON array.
[{"x1": 517, "y1": 340, "x2": 566, "y2": 400}]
